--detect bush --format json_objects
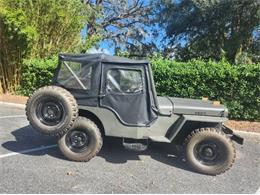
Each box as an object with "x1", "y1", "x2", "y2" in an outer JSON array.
[
  {"x1": 151, "y1": 57, "x2": 260, "y2": 121},
  {"x1": 17, "y1": 57, "x2": 57, "y2": 96},
  {"x1": 17, "y1": 56, "x2": 259, "y2": 121}
]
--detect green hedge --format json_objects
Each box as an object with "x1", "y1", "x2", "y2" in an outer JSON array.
[
  {"x1": 17, "y1": 56, "x2": 260, "y2": 121},
  {"x1": 17, "y1": 57, "x2": 57, "y2": 96},
  {"x1": 151, "y1": 58, "x2": 260, "y2": 121}
]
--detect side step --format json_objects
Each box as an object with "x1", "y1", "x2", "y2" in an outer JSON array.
[{"x1": 122, "y1": 138, "x2": 148, "y2": 151}]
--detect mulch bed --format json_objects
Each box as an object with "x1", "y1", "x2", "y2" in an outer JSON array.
[
  {"x1": 224, "y1": 120, "x2": 260, "y2": 133},
  {"x1": 0, "y1": 94, "x2": 28, "y2": 104},
  {"x1": 0, "y1": 94, "x2": 259, "y2": 133}
]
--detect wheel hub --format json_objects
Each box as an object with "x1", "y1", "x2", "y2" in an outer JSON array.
[
  {"x1": 36, "y1": 98, "x2": 64, "y2": 126},
  {"x1": 66, "y1": 130, "x2": 89, "y2": 152},
  {"x1": 202, "y1": 147, "x2": 214, "y2": 158},
  {"x1": 195, "y1": 141, "x2": 219, "y2": 163},
  {"x1": 43, "y1": 103, "x2": 61, "y2": 119},
  {"x1": 47, "y1": 107, "x2": 54, "y2": 116}
]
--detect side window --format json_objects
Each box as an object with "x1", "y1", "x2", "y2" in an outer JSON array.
[
  {"x1": 57, "y1": 61, "x2": 92, "y2": 90},
  {"x1": 106, "y1": 69, "x2": 143, "y2": 94}
]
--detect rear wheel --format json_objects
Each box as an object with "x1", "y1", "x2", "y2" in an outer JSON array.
[
  {"x1": 26, "y1": 86, "x2": 78, "y2": 136},
  {"x1": 58, "y1": 117, "x2": 103, "y2": 162},
  {"x1": 184, "y1": 128, "x2": 236, "y2": 175}
]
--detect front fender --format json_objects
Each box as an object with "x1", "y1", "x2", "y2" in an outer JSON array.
[{"x1": 166, "y1": 115, "x2": 228, "y2": 141}]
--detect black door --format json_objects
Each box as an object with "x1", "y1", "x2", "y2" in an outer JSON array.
[{"x1": 100, "y1": 64, "x2": 152, "y2": 126}]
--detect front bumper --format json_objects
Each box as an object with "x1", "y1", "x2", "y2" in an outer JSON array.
[{"x1": 223, "y1": 125, "x2": 244, "y2": 145}]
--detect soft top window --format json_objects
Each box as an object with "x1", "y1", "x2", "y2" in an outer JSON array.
[
  {"x1": 57, "y1": 61, "x2": 92, "y2": 90},
  {"x1": 106, "y1": 69, "x2": 143, "y2": 94}
]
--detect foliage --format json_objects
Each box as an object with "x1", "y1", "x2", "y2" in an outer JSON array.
[
  {"x1": 85, "y1": 0, "x2": 156, "y2": 56},
  {"x1": 16, "y1": 57, "x2": 57, "y2": 96},
  {"x1": 17, "y1": 55, "x2": 260, "y2": 120},
  {"x1": 4, "y1": 0, "x2": 97, "y2": 58},
  {"x1": 0, "y1": 0, "x2": 98, "y2": 93},
  {"x1": 0, "y1": 0, "x2": 28, "y2": 93},
  {"x1": 150, "y1": 57, "x2": 260, "y2": 120},
  {"x1": 155, "y1": 0, "x2": 260, "y2": 63}
]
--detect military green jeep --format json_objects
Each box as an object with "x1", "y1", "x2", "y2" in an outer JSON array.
[{"x1": 26, "y1": 53, "x2": 243, "y2": 175}]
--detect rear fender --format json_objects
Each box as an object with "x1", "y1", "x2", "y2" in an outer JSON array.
[{"x1": 78, "y1": 109, "x2": 105, "y2": 136}]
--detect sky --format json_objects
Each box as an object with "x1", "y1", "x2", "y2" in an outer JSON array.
[
  {"x1": 80, "y1": 26, "x2": 114, "y2": 55},
  {"x1": 81, "y1": 25, "x2": 167, "y2": 55},
  {"x1": 80, "y1": 0, "x2": 166, "y2": 55}
]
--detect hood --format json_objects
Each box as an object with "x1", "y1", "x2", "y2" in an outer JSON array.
[{"x1": 157, "y1": 96, "x2": 228, "y2": 117}]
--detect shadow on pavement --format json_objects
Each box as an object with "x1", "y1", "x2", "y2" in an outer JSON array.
[
  {"x1": 2, "y1": 125, "x2": 193, "y2": 173},
  {"x1": 1, "y1": 125, "x2": 64, "y2": 158}
]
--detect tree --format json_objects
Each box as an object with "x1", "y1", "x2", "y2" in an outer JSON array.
[
  {"x1": 84, "y1": 0, "x2": 157, "y2": 56},
  {"x1": 155, "y1": 0, "x2": 260, "y2": 63},
  {"x1": 0, "y1": 0, "x2": 97, "y2": 93}
]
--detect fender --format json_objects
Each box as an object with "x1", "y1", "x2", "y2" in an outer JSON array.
[{"x1": 166, "y1": 115, "x2": 228, "y2": 141}]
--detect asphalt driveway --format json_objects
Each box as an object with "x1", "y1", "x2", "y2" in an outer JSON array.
[{"x1": 0, "y1": 103, "x2": 259, "y2": 193}]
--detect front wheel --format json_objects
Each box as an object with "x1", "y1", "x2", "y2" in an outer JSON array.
[
  {"x1": 58, "y1": 117, "x2": 103, "y2": 162},
  {"x1": 184, "y1": 128, "x2": 236, "y2": 175}
]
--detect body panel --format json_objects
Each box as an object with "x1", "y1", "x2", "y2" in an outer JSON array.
[
  {"x1": 78, "y1": 105, "x2": 228, "y2": 142},
  {"x1": 78, "y1": 105, "x2": 178, "y2": 139},
  {"x1": 170, "y1": 97, "x2": 226, "y2": 117},
  {"x1": 157, "y1": 96, "x2": 173, "y2": 116},
  {"x1": 166, "y1": 115, "x2": 228, "y2": 141},
  {"x1": 157, "y1": 96, "x2": 227, "y2": 117}
]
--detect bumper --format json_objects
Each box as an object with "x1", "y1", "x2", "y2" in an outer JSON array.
[{"x1": 223, "y1": 125, "x2": 244, "y2": 145}]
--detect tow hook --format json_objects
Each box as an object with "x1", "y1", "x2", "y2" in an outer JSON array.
[{"x1": 222, "y1": 125, "x2": 244, "y2": 145}]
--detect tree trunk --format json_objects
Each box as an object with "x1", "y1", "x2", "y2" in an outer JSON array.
[{"x1": 0, "y1": 21, "x2": 23, "y2": 94}]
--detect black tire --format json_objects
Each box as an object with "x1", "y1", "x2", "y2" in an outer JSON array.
[
  {"x1": 26, "y1": 86, "x2": 78, "y2": 136},
  {"x1": 184, "y1": 128, "x2": 236, "y2": 175},
  {"x1": 58, "y1": 117, "x2": 103, "y2": 162}
]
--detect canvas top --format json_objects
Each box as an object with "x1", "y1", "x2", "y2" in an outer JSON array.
[{"x1": 59, "y1": 53, "x2": 149, "y2": 64}]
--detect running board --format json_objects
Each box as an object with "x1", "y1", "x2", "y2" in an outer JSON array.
[{"x1": 122, "y1": 138, "x2": 148, "y2": 151}]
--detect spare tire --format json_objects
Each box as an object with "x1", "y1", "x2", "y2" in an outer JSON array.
[{"x1": 26, "y1": 86, "x2": 78, "y2": 136}]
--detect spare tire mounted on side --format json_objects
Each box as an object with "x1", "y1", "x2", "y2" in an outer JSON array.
[{"x1": 26, "y1": 86, "x2": 78, "y2": 136}]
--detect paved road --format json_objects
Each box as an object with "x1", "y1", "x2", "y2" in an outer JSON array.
[{"x1": 0, "y1": 103, "x2": 259, "y2": 193}]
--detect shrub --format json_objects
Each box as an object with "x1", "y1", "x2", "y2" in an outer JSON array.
[
  {"x1": 150, "y1": 57, "x2": 260, "y2": 121},
  {"x1": 17, "y1": 57, "x2": 57, "y2": 96},
  {"x1": 17, "y1": 56, "x2": 259, "y2": 120}
]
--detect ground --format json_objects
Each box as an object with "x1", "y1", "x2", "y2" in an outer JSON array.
[{"x1": 0, "y1": 103, "x2": 259, "y2": 193}]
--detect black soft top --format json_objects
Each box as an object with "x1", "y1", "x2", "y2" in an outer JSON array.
[
  {"x1": 59, "y1": 53, "x2": 149, "y2": 65},
  {"x1": 55, "y1": 53, "x2": 158, "y2": 126}
]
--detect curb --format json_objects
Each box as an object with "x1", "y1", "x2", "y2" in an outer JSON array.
[
  {"x1": 0, "y1": 94, "x2": 28, "y2": 104},
  {"x1": 234, "y1": 130, "x2": 260, "y2": 136},
  {"x1": 0, "y1": 101, "x2": 26, "y2": 108}
]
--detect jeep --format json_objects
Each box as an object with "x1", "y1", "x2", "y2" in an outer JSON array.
[{"x1": 26, "y1": 53, "x2": 243, "y2": 175}]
